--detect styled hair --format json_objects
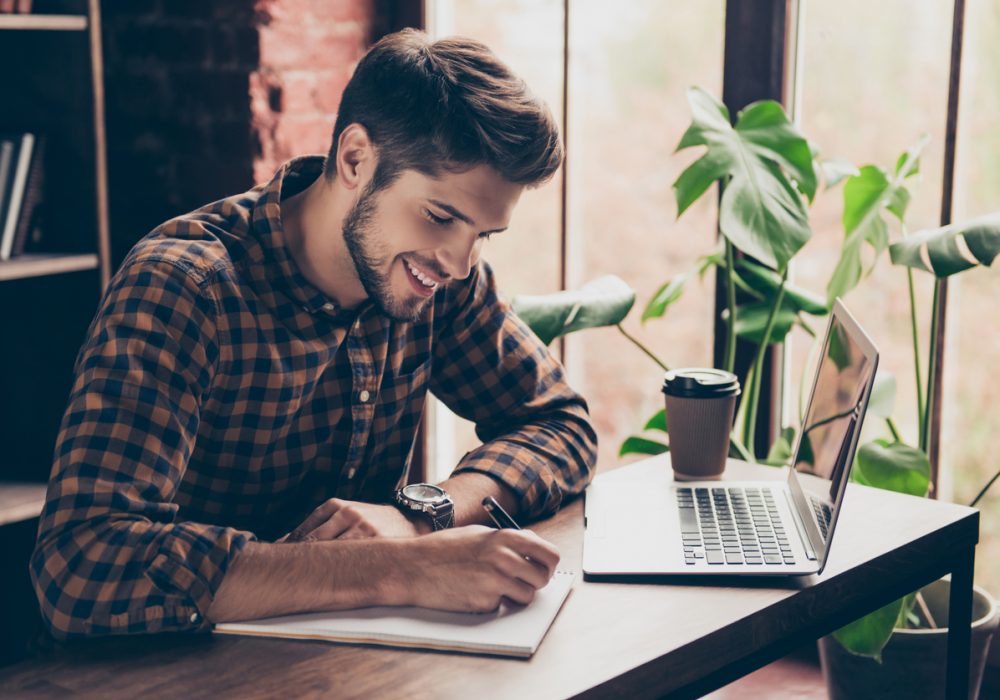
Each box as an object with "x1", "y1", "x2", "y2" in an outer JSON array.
[{"x1": 324, "y1": 29, "x2": 562, "y2": 190}]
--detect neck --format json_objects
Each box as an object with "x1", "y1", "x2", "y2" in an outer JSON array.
[{"x1": 282, "y1": 174, "x2": 367, "y2": 309}]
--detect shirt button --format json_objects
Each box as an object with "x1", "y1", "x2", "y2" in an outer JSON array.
[
  {"x1": 347, "y1": 467, "x2": 358, "y2": 479},
  {"x1": 322, "y1": 302, "x2": 336, "y2": 312},
  {"x1": 358, "y1": 390, "x2": 371, "y2": 403},
  {"x1": 190, "y1": 612, "x2": 200, "y2": 624}
]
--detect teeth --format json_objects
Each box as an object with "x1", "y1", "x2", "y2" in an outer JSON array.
[{"x1": 407, "y1": 262, "x2": 438, "y2": 288}]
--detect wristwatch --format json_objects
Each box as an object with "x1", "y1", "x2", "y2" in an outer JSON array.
[{"x1": 395, "y1": 483, "x2": 455, "y2": 531}]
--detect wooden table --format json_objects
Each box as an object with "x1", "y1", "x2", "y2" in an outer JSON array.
[{"x1": 0, "y1": 457, "x2": 980, "y2": 699}]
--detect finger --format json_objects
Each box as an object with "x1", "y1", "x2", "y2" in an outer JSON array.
[
  {"x1": 500, "y1": 577, "x2": 537, "y2": 607},
  {"x1": 492, "y1": 549, "x2": 551, "y2": 590},
  {"x1": 288, "y1": 499, "x2": 345, "y2": 540},
  {"x1": 499, "y1": 530, "x2": 561, "y2": 575},
  {"x1": 304, "y1": 509, "x2": 358, "y2": 541}
]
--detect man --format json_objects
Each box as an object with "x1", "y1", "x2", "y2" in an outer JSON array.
[{"x1": 30, "y1": 29, "x2": 596, "y2": 639}]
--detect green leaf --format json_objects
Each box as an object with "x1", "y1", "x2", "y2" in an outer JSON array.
[
  {"x1": 619, "y1": 436, "x2": 669, "y2": 457},
  {"x1": 867, "y1": 372, "x2": 897, "y2": 418},
  {"x1": 827, "y1": 137, "x2": 929, "y2": 304},
  {"x1": 642, "y1": 276, "x2": 687, "y2": 323},
  {"x1": 834, "y1": 598, "x2": 904, "y2": 660},
  {"x1": 735, "y1": 259, "x2": 828, "y2": 315},
  {"x1": 820, "y1": 158, "x2": 860, "y2": 189},
  {"x1": 672, "y1": 87, "x2": 813, "y2": 270},
  {"x1": 643, "y1": 409, "x2": 668, "y2": 433},
  {"x1": 732, "y1": 300, "x2": 798, "y2": 344},
  {"x1": 764, "y1": 426, "x2": 796, "y2": 466},
  {"x1": 889, "y1": 213, "x2": 1000, "y2": 278},
  {"x1": 855, "y1": 440, "x2": 931, "y2": 497},
  {"x1": 511, "y1": 275, "x2": 636, "y2": 346}
]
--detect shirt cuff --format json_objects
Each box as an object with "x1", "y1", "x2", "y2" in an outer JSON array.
[{"x1": 453, "y1": 442, "x2": 564, "y2": 520}]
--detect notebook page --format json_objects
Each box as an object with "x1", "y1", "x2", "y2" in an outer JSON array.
[{"x1": 214, "y1": 570, "x2": 575, "y2": 658}]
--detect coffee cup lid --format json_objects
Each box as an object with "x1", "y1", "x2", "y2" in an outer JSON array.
[{"x1": 662, "y1": 368, "x2": 740, "y2": 398}]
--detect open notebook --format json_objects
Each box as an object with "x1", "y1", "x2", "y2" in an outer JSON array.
[{"x1": 214, "y1": 570, "x2": 575, "y2": 658}]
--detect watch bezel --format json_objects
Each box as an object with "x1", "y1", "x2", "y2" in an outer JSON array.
[{"x1": 399, "y1": 482, "x2": 449, "y2": 507}]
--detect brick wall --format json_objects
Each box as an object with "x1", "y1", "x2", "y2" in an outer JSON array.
[{"x1": 101, "y1": 0, "x2": 379, "y2": 264}]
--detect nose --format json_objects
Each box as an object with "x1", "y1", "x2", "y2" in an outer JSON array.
[{"x1": 436, "y1": 231, "x2": 482, "y2": 281}]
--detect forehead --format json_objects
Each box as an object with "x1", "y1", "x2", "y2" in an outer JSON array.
[{"x1": 393, "y1": 164, "x2": 523, "y2": 226}]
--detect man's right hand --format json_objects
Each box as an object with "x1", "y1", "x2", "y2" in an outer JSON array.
[{"x1": 389, "y1": 525, "x2": 561, "y2": 613}]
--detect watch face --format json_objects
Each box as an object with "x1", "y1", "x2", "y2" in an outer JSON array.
[{"x1": 402, "y1": 483, "x2": 446, "y2": 503}]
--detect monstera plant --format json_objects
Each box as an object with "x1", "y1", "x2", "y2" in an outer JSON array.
[{"x1": 510, "y1": 88, "x2": 1000, "y2": 665}]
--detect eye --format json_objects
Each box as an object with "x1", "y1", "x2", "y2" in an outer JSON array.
[
  {"x1": 478, "y1": 232, "x2": 495, "y2": 241},
  {"x1": 423, "y1": 209, "x2": 454, "y2": 226}
]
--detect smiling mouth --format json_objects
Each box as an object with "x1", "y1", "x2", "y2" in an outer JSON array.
[{"x1": 404, "y1": 258, "x2": 440, "y2": 296}]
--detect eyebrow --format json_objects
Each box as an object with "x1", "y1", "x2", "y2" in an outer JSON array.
[{"x1": 427, "y1": 199, "x2": 508, "y2": 235}]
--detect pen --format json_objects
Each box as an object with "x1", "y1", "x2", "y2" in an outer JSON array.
[{"x1": 482, "y1": 496, "x2": 521, "y2": 530}]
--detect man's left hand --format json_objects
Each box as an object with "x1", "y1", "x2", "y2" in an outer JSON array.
[{"x1": 277, "y1": 498, "x2": 432, "y2": 542}]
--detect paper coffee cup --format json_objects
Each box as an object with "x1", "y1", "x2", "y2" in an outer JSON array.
[{"x1": 662, "y1": 368, "x2": 740, "y2": 481}]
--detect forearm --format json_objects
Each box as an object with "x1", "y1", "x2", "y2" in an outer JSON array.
[
  {"x1": 438, "y1": 471, "x2": 520, "y2": 526},
  {"x1": 206, "y1": 539, "x2": 409, "y2": 623}
]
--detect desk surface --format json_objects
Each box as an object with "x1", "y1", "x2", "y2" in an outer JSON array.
[{"x1": 0, "y1": 457, "x2": 979, "y2": 700}]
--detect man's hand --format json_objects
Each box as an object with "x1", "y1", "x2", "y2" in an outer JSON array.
[
  {"x1": 279, "y1": 498, "x2": 431, "y2": 542},
  {"x1": 389, "y1": 525, "x2": 561, "y2": 612}
]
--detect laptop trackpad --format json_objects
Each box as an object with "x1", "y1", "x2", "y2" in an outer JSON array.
[{"x1": 584, "y1": 479, "x2": 678, "y2": 573}]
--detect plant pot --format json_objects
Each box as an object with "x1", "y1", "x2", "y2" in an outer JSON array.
[{"x1": 819, "y1": 578, "x2": 999, "y2": 700}]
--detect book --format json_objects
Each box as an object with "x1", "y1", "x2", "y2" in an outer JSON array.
[
  {"x1": 0, "y1": 139, "x2": 14, "y2": 235},
  {"x1": 0, "y1": 133, "x2": 33, "y2": 261},
  {"x1": 214, "y1": 570, "x2": 575, "y2": 658},
  {"x1": 11, "y1": 135, "x2": 44, "y2": 257}
]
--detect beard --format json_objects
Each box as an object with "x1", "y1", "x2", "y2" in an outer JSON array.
[{"x1": 341, "y1": 184, "x2": 433, "y2": 323}]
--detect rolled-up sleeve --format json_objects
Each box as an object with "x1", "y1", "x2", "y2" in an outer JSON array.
[
  {"x1": 432, "y1": 261, "x2": 598, "y2": 519},
  {"x1": 30, "y1": 255, "x2": 255, "y2": 640}
]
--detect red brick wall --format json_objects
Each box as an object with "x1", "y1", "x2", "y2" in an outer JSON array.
[{"x1": 101, "y1": 0, "x2": 378, "y2": 265}]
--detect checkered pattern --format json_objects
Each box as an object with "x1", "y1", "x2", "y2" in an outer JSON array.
[{"x1": 30, "y1": 156, "x2": 597, "y2": 640}]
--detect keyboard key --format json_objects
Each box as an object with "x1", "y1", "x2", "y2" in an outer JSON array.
[
  {"x1": 783, "y1": 558, "x2": 796, "y2": 565},
  {"x1": 764, "y1": 554, "x2": 783, "y2": 564},
  {"x1": 706, "y1": 551, "x2": 725, "y2": 564},
  {"x1": 679, "y1": 508, "x2": 699, "y2": 533},
  {"x1": 726, "y1": 553, "x2": 744, "y2": 564},
  {"x1": 746, "y1": 557, "x2": 764, "y2": 564}
]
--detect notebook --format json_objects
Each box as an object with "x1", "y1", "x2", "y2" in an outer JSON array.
[
  {"x1": 214, "y1": 570, "x2": 575, "y2": 658},
  {"x1": 583, "y1": 299, "x2": 878, "y2": 578}
]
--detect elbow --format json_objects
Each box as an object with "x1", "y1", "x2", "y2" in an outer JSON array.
[{"x1": 30, "y1": 543, "x2": 92, "y2": 641}]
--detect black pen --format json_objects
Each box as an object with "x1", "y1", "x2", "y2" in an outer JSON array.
[{"x1": 482, "y1": 496, "x2": 521, "y2": 530}]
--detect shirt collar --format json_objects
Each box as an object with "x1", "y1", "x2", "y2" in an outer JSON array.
[{"x1": 250, "y1": 155, "x2": 347, "y2": 317}]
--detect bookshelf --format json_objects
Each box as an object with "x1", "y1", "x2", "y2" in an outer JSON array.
[{"x1": 0, "y1": 0, "x2": 111, "y2": 529}]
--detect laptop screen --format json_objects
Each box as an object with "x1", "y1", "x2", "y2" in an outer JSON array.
[{"x1": 789, "y1": 301, "x2": 878, "y2": 560}]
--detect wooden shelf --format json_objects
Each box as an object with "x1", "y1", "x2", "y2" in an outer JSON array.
[
  {"x1": 0, "y1": 481, "x2": 46, "y2": 527},
  {"x1": 0, "y1": 14, "x2": 87, "y2": 31},
  {"x1": 0, "y1": 253, "x2": 100, "y2": 281}
]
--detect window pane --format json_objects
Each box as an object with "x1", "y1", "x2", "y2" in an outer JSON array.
[
  {"x1": 949, "y1": 0, "x2": 1000, "y2": 592},
  {"x1": 427, "y1": 0, "x2": 565, "y2": 478},
  {"x1": 566, "y1": 1, "x2": 725, "y2": 472}
]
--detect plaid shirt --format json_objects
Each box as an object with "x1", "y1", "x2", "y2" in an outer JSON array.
[{"x1": 31, "y1": 156, "x2": 597, "y2": 640}]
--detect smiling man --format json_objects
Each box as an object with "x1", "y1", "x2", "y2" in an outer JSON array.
[{"x1": 30, "y1": 29, "x2": 597, "y2": 639}]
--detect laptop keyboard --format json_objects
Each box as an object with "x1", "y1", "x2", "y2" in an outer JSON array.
[
  {"x1": 811, "y1": 497, "x2": 833, "y2": 541},
  {"x1": 676, "y1": 487, "x2": 796, "y2": 566}
]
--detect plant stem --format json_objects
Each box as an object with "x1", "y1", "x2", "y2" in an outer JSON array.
[
  {"x1": 724, "y1": 239, "x2": 737, "y2": 373},
  {"x1": 886, "y1": 416, "x2": 903, "y2": 443},
  {"x1": 922, "y1": 281, "x2": 942, "y2": 454},
  {"x1": 914, "y1": 592, "x2": 939, "y2": 629},
  {"x1": 969, "y1": 466, "x2": 1000, "y2": 508},
  {"x1": 745, "y1": 268, "x2": 788, "y2": 457},
  {"x1": 907, "y1": 267, "x2": 925, "y2": 441},
  {"x1": 616, "y1": 323, "x2": 670, "y2": 372}
]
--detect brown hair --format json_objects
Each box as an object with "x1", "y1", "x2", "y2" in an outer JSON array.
[{"x1": 324, "y1": 29, "x2": 562, "y2": 190}]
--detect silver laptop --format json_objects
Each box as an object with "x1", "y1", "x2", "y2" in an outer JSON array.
[{"x1": 583, "y1": 299, "x2": 878, "y2": 577}]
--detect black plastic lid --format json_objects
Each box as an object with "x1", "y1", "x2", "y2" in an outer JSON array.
[{"x1": 662, "y1": 368, "x2": 740, "y2": 399}]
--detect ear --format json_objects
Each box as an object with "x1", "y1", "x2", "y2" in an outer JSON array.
[{"x1": 334, "y1": 123, "x2": 375, "y2": 191}]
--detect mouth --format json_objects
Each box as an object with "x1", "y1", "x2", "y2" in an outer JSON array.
[{"x1": 403, "y1": 258, "x2": 440, "y2": 297}]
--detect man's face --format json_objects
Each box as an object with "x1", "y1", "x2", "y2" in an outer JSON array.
[{"x1": 341, "y1": 164, "x2": 523, "y2": 322}]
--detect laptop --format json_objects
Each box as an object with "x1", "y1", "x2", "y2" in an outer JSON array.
[{"x1": 583, "y1": 299, "x2": 878, "y2": 578}]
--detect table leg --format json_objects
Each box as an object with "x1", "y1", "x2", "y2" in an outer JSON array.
[{"x1": 946, "y1": 544, "x2": 975, "y2": 700}]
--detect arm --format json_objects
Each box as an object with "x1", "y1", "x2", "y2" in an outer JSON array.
[
  {"x1": 431, "y1": 260, "x2": 598, "y2": 520},
  {"x1": 30, "y1": 254, "x2": 254, "y2": 639},
  {"x1": 207, "y1": 526, "x2": 561, "y2": 622}
]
